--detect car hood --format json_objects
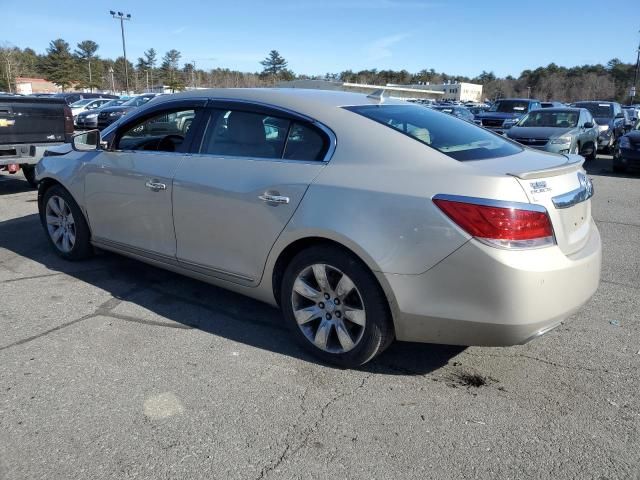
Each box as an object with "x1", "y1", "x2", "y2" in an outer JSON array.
[
  {"x1": 624, "y1": 130, "x2": 640, "y2": 141},
  {"x1": 476, "y1": 111, "x2": 523, "y2": 120},
  {"x1": 507, "y1": 126, "x2": 574, "y2": 139}
]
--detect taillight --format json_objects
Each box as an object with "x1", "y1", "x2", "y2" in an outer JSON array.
[
  {"x1": 433, "y1": 195, "x2": 555, "y2": 249},
  {"x1": 63, "y1": 105, "x2": 74, "y2": 139}
]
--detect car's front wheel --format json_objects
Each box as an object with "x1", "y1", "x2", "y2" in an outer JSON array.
[
  {"x1": 40, "y1": 185, "x2": 93, "y2": 260},
  {"x1": 280, "y1": 245, "x2": 394, "y2": 368}
]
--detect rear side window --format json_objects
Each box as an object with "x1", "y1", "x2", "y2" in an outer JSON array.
[
  {"x1": 283, "y1": 123, "x2": 327, "y2": 161},
  {"x1": 200, "y1": 109, "x2": 329, "y2": 161},
  {"x1": 345, "y1": 104, "x2": 522, "y2": 161}
]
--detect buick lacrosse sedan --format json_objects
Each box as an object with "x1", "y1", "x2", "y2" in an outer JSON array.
[{"x1": 36, "y1": 89, "x2": 601, "y2": 367}]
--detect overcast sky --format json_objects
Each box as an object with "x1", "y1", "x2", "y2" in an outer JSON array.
[{"x1": 2, "y1": 0, "x2": 639, "y2": 77}]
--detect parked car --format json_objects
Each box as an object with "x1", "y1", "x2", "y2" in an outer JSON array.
[
  {"x1": 75, "y1": 99, "x2": 127, "y2": 130},
  {"x1": 621, "y1": 108, "x2": 635, "y2": 133},
  {"x1": 96, "y1": 93, "x2": 161, "y2": 130},
  {"x1": 52, "y1": 92, "x2": 118, "y2": 105},
  {"x1": 613, "y1": 120, "x2": 640, "y2": 172},
  {"x1": 431, "y1": 105, "x2": 475, "y2": 122},
  {"x1": 623, "y1": 106, "x2": 639, "y2": 124},
  {"x1": 70, "y1": 98, "x2": 114, "y2": 119},
  {"x1": 36, "y1": 89, "x2": 601, "y2": 367},
  {"x1": 0, "y1": 95, "x2": 73, "y2": 186},
  {"x1": 541, "y1": 101, "x2": 564, "y2": 108},
  {"x1": 506, "y1": 108, "x2": 597, "y2": 159},
  {"x1": 474, "y1": 98, "x2": 542, "y2": 134},
  {"x1": 572, "y1": 101, "x2": 625, "y2": 152}
]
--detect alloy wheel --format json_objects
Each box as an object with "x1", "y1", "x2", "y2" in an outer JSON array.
[
  {"x1": 291, "y1": 263, "x2": 366, "y2": 354},
  {"x1": 45, "y1": 195, "x2": 76, "y2": 253}
]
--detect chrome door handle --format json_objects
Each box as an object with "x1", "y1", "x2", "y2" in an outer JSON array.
[
  {"x1": 145, "y1": 180, "x2": 167, "y2": 191},
  {"x1": 259, "y1": 193, "x2": 290, "y2": 204}
]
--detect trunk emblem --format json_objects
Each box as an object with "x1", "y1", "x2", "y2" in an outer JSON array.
[{"x1": 530, "y1": 180, "x2": 551, "y2": 194}]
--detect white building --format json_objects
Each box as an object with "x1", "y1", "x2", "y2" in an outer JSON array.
[{"x1": 387, "y1": 82, "x2": 483, "y2": 103}]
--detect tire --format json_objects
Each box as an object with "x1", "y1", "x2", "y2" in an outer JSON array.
[
  {"x1": 585, "y1": 142, "x2": 597, "y2": 161},
  {"x1": 39, "y1": 184, "x2": 93, "y2": 260},
  {"x1": 21, "y1": 164, "x2": 37, "y2": 188},
  {"x1": 612, "y1": 163, "x2": 627, "y2": 173},
  {"x1": 280, "y1": 245, "x2": 394, "y2": 368},
  {"x1": 571, "y1": 143, "x2": 580, "y2": 155}
]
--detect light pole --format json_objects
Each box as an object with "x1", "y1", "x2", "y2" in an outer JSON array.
[
  {"x1": 110, "y1": 10, "x2": 131, "y2": 93},
  {"x1": 630, "y1": 31, "x2": 640, "y2": 105},
  {"x1": 108, "y1": 66, "x2": 115, "y2": 93}
]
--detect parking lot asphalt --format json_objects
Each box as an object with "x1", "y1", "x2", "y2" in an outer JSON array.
[{"x1": 0, "y1": 155, "x2": 639, "y2": 480}]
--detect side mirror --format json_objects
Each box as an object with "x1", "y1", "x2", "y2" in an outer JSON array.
[
  {"x1": 583, "y1": 122, "x2": 594, "y2": 129},
  {"x1": 71, "y1": 129, "x2": 101, "y2": 152}
]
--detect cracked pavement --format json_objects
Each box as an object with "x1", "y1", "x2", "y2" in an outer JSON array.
[{"x1": 1, "y1": 157, "x2": 639, "y2": 480}]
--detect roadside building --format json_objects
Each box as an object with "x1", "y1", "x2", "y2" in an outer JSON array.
[
  {"x1": 387, "y1": 82, "x2": 483, "y2": 102},
  {"x1": 15, "y1": 77, "x2": 60, "y2": 95}
]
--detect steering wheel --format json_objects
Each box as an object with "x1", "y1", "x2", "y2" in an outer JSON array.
[{"x1": 156, "y1": 134, "x2": 185, "y2": 152}]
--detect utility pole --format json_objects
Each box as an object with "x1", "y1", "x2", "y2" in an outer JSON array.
[
  {"x1": 527, "y1": 86, "x2": 531, "y2": 99},
  {"x1": 630, "y1": 30, "x2": 640, "y2": 105},
  {"x1": 88, "y1": 60, "x2": 92, "y2": 92},
  {"x1": 110, "y1": 11, "x2": 131, "y2": 93},
  {"x1": 108, "y1": 67, "x2": 115, "y2": 93},
  {"x1": 4, "y1": 57, "x2": 12, "y2": 94}
]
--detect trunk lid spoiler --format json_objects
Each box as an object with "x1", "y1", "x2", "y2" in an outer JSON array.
[{"x1": 507, "y1": 155, "x2": 584, "y2": 180}]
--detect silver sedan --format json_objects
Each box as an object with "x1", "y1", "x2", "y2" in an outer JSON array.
[{"x1": 36, "y1": 89, "x2": 601, "y2": 367}]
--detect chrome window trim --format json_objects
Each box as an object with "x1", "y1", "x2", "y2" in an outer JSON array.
[{"x1": 432, "y1": 193, "x2": 548, "y2": 213}]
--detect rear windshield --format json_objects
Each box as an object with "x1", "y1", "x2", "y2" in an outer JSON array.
[
  {"x1": 345, "y1": 104, "x2": 522, "y2": 161},
  {"x1": 574, "y1": 103, "x2": 613, "y2": 118},
  {"x1": 489, "y1": 100, "x2": 530, "y2": 113}
]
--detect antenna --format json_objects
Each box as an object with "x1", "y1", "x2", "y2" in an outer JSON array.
[{"x1": 367, "y1": 89, "x2": 388, "y2": 103}]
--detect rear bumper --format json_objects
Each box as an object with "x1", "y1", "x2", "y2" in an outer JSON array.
[
  {"x1": 0, "y1": 143, "x2": 65, "y2": 166},
  {"x1": 383, "y1": 222, "x2": 601, "y2": 346}
]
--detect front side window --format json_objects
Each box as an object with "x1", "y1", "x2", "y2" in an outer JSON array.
[
  {"x1": 116, "y1": 108, "x2": 196, "y2": 152},
  {"x1": 345, "y1": 104, "x2": 523, "y2": 161}
]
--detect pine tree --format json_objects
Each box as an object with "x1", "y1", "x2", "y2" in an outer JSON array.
[
  {"x1": 41, "y1": 39, "x2": 77, "y2": 91},
  {"x1": 161, "y1": 49, "x2": 183, "y2": 91},
  {"x1": 74, "y1": 40, "x2": 100, "y2": 91},
  {"x1": 260, "y1": 50, "x2": 288, "y2": 78}
]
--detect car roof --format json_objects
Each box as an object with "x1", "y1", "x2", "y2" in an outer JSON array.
[
  {"x1": 147, "y1": 88, "x2": 410, "y2": 121},
  {"x1": 496, "y1": 98, "x2": 535, "y2": 102}
]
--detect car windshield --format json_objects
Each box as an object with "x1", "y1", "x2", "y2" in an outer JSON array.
[
  {"x1": 574, "y1": 103, "x2": 613, "y2": 118},
  {"x1": 102, "y1": 99, "x2": 125, "y2": 108},
  {"x1": 70, "y1": 99, "x2": 92, "y2": 107},
  {"x1": 489, "y1": 100, "x2": 529, "y2": 113},
  {"x1": 518, "y1": 110, "x2": 578, "y2": 128},
  {"x1": 123, "y1": 96, "x2": 153, "y2": 107},
  {"x1": 346, "y1": 104, "x2": 522, "y2": 161}
]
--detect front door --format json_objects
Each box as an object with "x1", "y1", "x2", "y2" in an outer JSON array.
[
  {"x1": 84, "y1": 105, "x2": 201, "y2": 258},
  {"x1": 172, "y1": 105, "x2": 331, "y2": 284}
]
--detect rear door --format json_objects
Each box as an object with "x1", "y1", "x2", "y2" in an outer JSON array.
[{"x1": 172, "y1": 102, "x2": 331, "y2": 284}]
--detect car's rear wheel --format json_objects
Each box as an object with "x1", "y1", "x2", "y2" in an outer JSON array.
[
  {"x1": 585, "y1": 142, "x2": 597, "y2": 161},
  {"x1": 280, "y1": 245, "x2": 394, "y2": 368},
  {"x1": 40, "y1": 185, "x2": 93, "y2": 260}
]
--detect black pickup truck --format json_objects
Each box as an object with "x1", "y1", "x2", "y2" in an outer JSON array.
[{"x1": 0, "y1": 95, "x2": 73, "y2": 186}]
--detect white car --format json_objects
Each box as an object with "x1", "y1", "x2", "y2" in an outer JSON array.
[{"x1": 70, "y1": 98, "x2": 113, "y2": 119}]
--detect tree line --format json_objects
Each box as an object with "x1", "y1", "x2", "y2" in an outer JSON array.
[
  {"x1": 0, "y1": 40, "x2": 294, "y2": 93},
  {"x1": 0, "y1": 38, "x2": 637, "y2": 103}
]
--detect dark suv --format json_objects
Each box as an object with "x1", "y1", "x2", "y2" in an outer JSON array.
[
  {"x1": 572, "y1": 101, "x2": 625, "y2": 152},
  {"x1": 474, "y1": 98, "x2": 542, "y2": 134}
]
